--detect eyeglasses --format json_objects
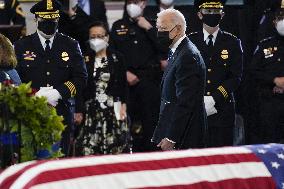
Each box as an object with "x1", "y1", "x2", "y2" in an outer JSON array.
[{"x1": 200, "y1": 8, "x2": 223, "y2": 15}]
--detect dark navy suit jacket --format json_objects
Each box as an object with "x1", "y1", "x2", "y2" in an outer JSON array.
[{"x1": 152, "y1": 37, "x2": 207, "y2": 149}]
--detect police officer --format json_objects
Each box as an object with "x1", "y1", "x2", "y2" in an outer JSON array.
[
  {"x1": 249, "y1": 2, "x2": 284, "y2": 144},
  {"x1": 14, "y1": 0, "x2": 88, "y2": 156},
  {"x1": 110, "y1": 0, "x2": 161, "y2": 152},
  {"x1": 188, "y1": 0, "x2": 243, "y2": 147},
  {"x1": 0, "y1": 0, "x2": 25, "y2": 25}
]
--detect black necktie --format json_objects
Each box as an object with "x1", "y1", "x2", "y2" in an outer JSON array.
[
  {"x1": 45, "y1": 40, "x2": 51, "y2": 52},
  {"x1": 207, "y1": 34, "x2": 214, "y2": 48}
]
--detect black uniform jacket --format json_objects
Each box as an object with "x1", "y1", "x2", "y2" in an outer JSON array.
[
  {"x1": 188, "y1": 30, "x2": 243, "y2": 108},
  {"x1": 14, "y1": 32, "x2": 88, "y2": 101},
  {"x1": 250, "y1": 35, "x2": 284, "y2": 99}
]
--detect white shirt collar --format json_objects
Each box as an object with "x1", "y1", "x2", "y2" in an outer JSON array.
[
  {"x1": 37, "y1": 31, "x2": 55, "y2": 50},
  {"x1": 171, "y1": 34, "x2": 186, "y2": 54},
  {"x1": 203, "y1": 28, "x2": 219, "y2": 45}
]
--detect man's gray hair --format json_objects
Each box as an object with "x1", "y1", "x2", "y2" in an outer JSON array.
[{"x1": 157, "y1": 9, "x2": 187, "y2": 33}]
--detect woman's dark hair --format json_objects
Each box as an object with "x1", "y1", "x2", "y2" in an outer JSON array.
[
  {"x1": 88, "y1": 21, "x2": 109, "y2": 35},
  {"x1": 0, "y1": 34, "x2": 17, "y2": 69}
]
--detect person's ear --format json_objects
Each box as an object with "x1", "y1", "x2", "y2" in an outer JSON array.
[
  {"x1": 273, "y1": 19, "x2": 277, "y2": 27},
  {"x1": 197, "y1": 12, "x2": 203, "y2": 20},
  {"x1": 105, "y1": 35, "x2": 110, "y2": 43},
  {"x1": 176, "y1": 25, "x2": 182, "y2": 34},
  {"x1": 140, "y1": 1, "x2": 147, "y2": 9},
  {"x1": 34, "y1": 18, "x2": 38, "y2": 27}
]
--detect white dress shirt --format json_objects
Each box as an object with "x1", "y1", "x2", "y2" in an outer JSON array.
[
  {"x1": 203, "y1": 28, "x2": 219, "y2": 46},
  {"x1": 170, "y1": 34, "x2": 186, "y2": 54},
  {"x1": 37, "y1": 31, "x2": 55, "y2": 50}
]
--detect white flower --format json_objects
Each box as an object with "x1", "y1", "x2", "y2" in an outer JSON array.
[
  {"x1": 100, "y1": 102, "x2": 107, "y2": 109},
  {"x1": 101, "y1": 73, "x2": 110, "y2": 81},
  {"x1": 97, "y1": 93, "x2": 108, "y2": 103}
]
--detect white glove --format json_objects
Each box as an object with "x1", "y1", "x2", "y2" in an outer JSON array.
[
  {"x1": 35, "y1": 87, "x2": 53, "y2": 97},
  {"x1": 204, "y1": 96, "x2": 218, "y2": 116},
  {"x1": 44, "y1": 89, "x2": 62, "y2": 107},
  {"x1": 36, "y1": 87, "x2": 62, "y2": 107}
]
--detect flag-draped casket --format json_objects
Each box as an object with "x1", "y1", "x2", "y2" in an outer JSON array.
[{"x1": 0, "y1": 144, "x2": 284, "y2": 189}]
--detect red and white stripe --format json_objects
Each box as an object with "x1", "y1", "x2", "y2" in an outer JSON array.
[{"x1": 0, "y1": 146, "x2": 276, "y2": 189}]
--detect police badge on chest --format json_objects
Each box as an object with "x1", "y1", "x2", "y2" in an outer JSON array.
[{"x1": 263, "y1": 47, "x2": 278, "y2": 59}]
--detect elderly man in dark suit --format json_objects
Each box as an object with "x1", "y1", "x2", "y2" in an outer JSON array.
[{"x1": 152, "y1": 9, "x2": 207, "y2": 151}]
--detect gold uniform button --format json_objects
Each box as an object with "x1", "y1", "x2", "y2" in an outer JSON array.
[
  {"x1": 46, "y1": 72, "x2": 50, "y2": 75},
  {"x1": 208, "y1": 69, "x2": 212, "y2": 72},
  {"x1": 207, "y1": 80, "x2": 211, "y2": 84},
  {"x1": 207, "y1": 92, "x2": 211, "y2": 95},
  {"x1": 46, "y1": 84, "x2": 50, "y2": 87}
]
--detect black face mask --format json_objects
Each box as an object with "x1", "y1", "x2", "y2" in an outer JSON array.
[
  {"x1": 157, "y1": 25, "x2": 177, "y2": 51},
  {"x1": 38, "y1": 20, "x2": 58, "y2": 36},
  {"x1": 202, "y1": 14, "x2": 222, "y2": 27}
]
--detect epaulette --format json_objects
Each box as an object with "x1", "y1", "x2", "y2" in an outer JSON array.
[
  {"x1": 259, "y1": 36, "x2": 274, "y2": 44},
  {"x1": 58, "y1": 32, "x2": 76, "y2": 41},
  {"x1": 223, "y1": 31, "x2": 238, "y2": 39}
]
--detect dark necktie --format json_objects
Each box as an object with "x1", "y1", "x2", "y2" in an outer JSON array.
[
  {"x1": 207, "y1": 34, "x2": 214, "y2": 48},
  {"x1": 45, "y1": 40, "x2": 51, "y2": 52}
]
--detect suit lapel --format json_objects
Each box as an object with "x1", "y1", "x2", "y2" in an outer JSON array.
[
  {"x1": 211, "y1": 30, "x2": 223, "y2": 58},
  {"x1": 31, "y1": 33, "x2": 45, "y2": 56},
  {"x1": 197, "y1": 32, "x2": 209, "y2": 57},
  {"x1": 161, "y1": 37, "x2": 188, "y2": 87},
  {"x1": 51, "y1": 33, "x2": 60, "y2": 51}
]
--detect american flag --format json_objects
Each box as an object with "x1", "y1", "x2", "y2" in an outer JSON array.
[{"x1": 0, "y1": 144, "x2": 283, "y2": 189}]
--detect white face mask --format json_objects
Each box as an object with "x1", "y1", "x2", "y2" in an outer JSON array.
[
  {"x1": 276, "y1": 19, "x2": 284, "y2": 36},
  {"x1": 160, "y1": 0, "x2": 174, "y2": 6},
  {"x1": 126, "y1": 3, "x2": 143, "y2": 18},
  {"x1": 89, "y1": 38, "x2": 108, "y2": 52}
]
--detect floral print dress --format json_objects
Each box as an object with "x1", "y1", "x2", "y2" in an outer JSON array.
[{"x1": 77, "y1": 57, "x2": 130, "y2": 155}]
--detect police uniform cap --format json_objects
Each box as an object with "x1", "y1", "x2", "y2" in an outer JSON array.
[
  {"x1": 194, "y1": 0, "x2": 226, "y2": 10},
  {"x1": 30, "y1": 0, "x2": 62, "y2": 19}
]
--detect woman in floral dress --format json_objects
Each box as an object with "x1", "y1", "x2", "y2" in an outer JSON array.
[{"x1": 75, "y1": 21, "x2": 129, "y2": 155}]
